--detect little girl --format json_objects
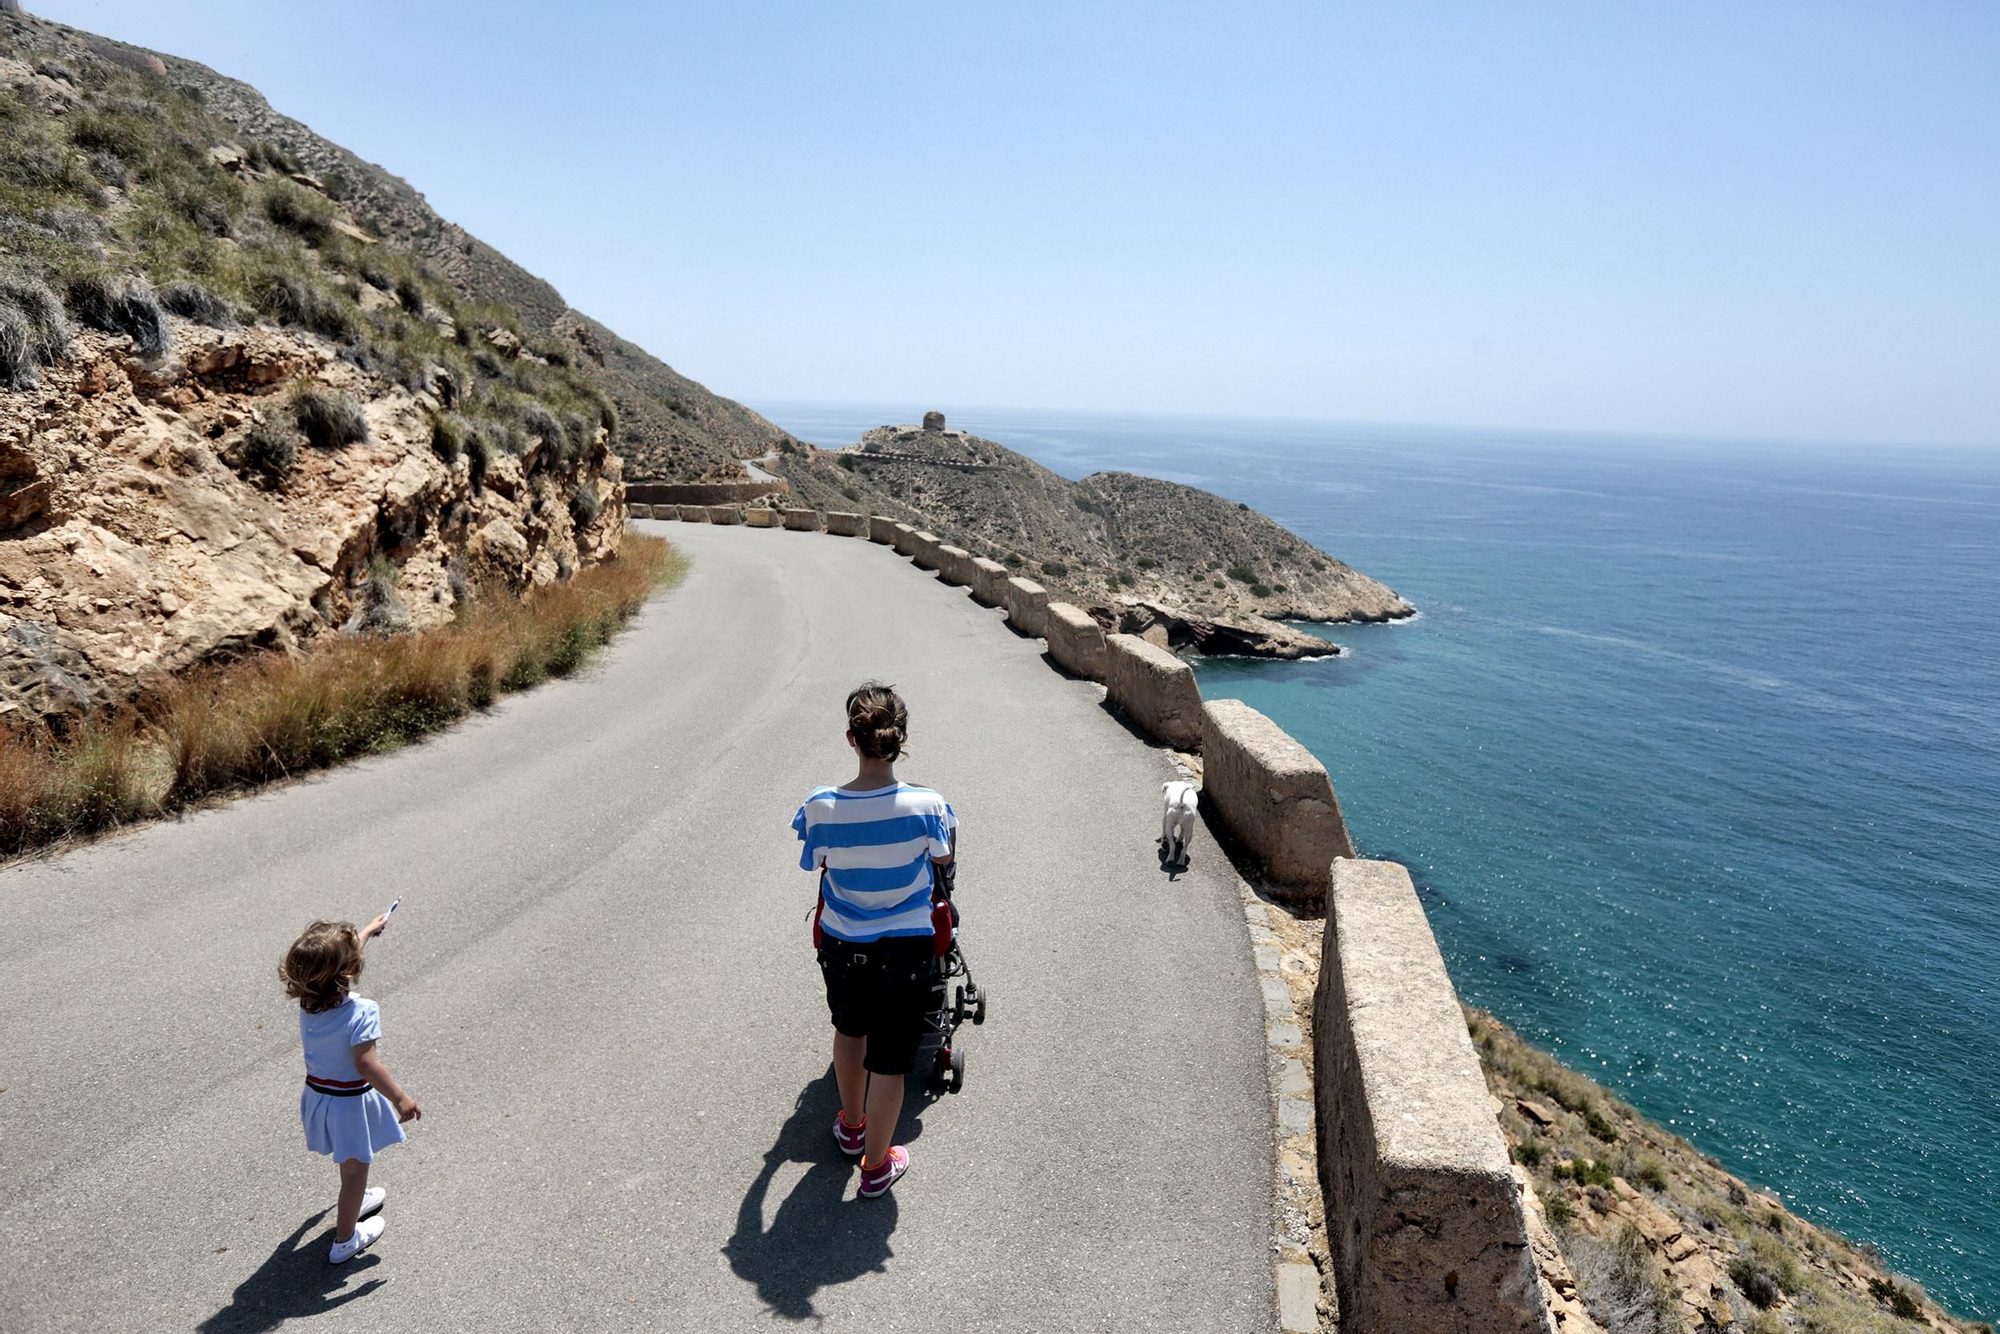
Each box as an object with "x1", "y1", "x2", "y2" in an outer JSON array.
[
  {"x1": 279, "y1": 914, "x2": 422, "y2": 1263},
  {"x1": 794, "y1": 682, "x2": 957, "y2": 1198}
]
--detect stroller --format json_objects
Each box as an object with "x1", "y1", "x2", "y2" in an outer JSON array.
[{"x1": 915, "y1": 859, "x2": 987, "y2": 1093}]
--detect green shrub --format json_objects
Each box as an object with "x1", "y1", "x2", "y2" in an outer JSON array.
[
  {"x1": 838, "y1": 453, "x2": 858, "y2": 471},
  {"x1": 290, "y1": 384, "x2": 368, "y2": 448},
  {"x1": 429, "y1": 412, "x2": 465, "y2": 463},
  {"x1": 569, "y1": 481, "x2": 601, "y2": 526},
  {"x1": 393, "y1": 275, "x2": 423, "y2": 315},
  {"x1": 1512, "y1": 1141, "x2": 1545, "y2": 1168},
  {"x1": 1041, "y1": 560, "x2": 1068, "y2": 578},
  {"x1": 1554, "y1": 1157, "x2": 1616, "y2": 1188},
  {"x1": 465, "y1": 426, "x2": 491, "y2": 492},
  {"x1": 248, "y1": 269, "x2": 357, "y2": 341},
  {"x1": 239, "y1": 424, "x2": 297, "y2": 484},
  {"x1": 247, "y1": 139, "x2": 300, "y2": 176},
  {"x1": 1632, "y1": 1157, "x2": 1668, "y2": 1192},
  {"x1": 158, "y1": 281, "x2": 232, "y2": 326},
  {"x1": 1226, "y1": 565, "x2": 1254, "y2": 583},
  {"x1": 1728, "y1": 1257, "x2": 1780, "y2": 1309},
  {"x1": 1543, "y1": 1192, "x2": 1573, "y2": 1229},
  {"x1": 1585, "y1": 1107, "x2": 1621, "y2": 1143},
  {"x1": 1249, "y1": 582, "x2": 1273, "y2": 597},
  {"x1": 0, "y1": 275, "x2": 71, "y2": 389},
  {"x1": 1867, "y1": 1277, "x2": 1920, "y2": 1318},
  {"x1": 1272, "y1": 583, "x2": 1287, "y2": 593},
  {"x1": 1136, "y1": 556, "x2": 1156, "y2": 569},
  {"x1": 593, "y1": 395, "x2": 618, "y2": 439},
  {"x1": 263, "y1": 180, "x2": 333, "y2": 245},
  {"x1": 1004, "y1": 553, "x2": 1022, "y2": 567},
  {"x1": 65, "y1": 270, "x2": 169, "y2": 355}
]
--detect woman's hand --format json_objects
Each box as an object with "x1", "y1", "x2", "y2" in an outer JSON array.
[{"x1": 394, "y1": 1095, "x2": 423, "y2": 1124}]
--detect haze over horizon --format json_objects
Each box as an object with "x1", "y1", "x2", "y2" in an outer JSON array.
[{"x1": 28, "y1": 0, "x2": 2000, "y2": 450}]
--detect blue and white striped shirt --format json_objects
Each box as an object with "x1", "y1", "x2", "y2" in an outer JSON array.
[{"x1": 794, "y1": 782, "x2": 958, "y2": 942}]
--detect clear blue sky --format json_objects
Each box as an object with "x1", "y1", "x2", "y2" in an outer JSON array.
[{"x1": 33, "y1": 0, "x2": 2000, "y2": 446}]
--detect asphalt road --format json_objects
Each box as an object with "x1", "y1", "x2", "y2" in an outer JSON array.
[{"x1": 0, "y1": 521, "x2": 1275, "y2": 1333}]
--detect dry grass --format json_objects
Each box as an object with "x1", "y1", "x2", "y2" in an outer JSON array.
[{"x1": 0, "y1": 535, "x2": 677, "y2": 858}]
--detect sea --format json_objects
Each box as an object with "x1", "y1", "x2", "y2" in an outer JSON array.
[{"x1": 758, "y1": 402, "x2": 2000, "y2": 1318}]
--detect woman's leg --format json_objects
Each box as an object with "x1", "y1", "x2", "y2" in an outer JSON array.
[
  {"x1": 862, "y1": 1073, "x2": 904, "y2": 1166},
  {"x1": 833, "y1": 1030, "x2": 869, "y2": 1127},
  {"x1": 334, "y1": 1159, "x2": 369, "y2": 1242}
]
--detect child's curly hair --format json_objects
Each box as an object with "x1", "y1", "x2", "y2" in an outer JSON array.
[{"x1": 280, "y1": 920, "x2": 364, "y2": 1013}]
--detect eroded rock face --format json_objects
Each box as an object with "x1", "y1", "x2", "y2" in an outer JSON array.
[
  {"x1": 0, "y1": 323, "x2": 625, "y2": 719},
  {"x1": 1111, "y1": 600, "x2": 1339, "y2": 660}
]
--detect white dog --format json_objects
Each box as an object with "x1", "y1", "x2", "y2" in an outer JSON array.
[{"x1": 1161, "y1": 780, "x2": 1199, "y2": 866}]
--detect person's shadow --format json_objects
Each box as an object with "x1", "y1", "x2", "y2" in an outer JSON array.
[
  {"x1": 722, "y1": 1067, "x2": 929, "y2": 1319},
  {"x1": 196, "y1": 1208, "x2": 384, "y2": 1333}
]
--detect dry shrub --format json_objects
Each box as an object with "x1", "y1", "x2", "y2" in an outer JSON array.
[{"x1": 0, "y1": 535, "x2": 672, "y2": 857}]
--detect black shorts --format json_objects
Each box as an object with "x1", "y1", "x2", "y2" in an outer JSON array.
[{"x1": 818, "y1": 935, "x2": 936, "y2": 1076}]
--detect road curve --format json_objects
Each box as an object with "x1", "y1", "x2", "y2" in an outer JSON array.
[{"x1": 0, "y1": 520, "x2": 1274, "y2": 1333}]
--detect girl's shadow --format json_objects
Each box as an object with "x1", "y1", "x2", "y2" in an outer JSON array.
[
  {"x1": 722, "y1": 1067, "x2": 930, "y2": 1320},
  {"x1": 197, "y1": 1208, "x2": 384, "y2": 1333}
]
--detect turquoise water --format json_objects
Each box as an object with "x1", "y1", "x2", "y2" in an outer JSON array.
[{"x1": 760, "y1": 403, "x2": 2000, "y2": 1317}]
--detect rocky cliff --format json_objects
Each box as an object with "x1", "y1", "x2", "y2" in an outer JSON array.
[
  {"x1": 0, "y1": 13, "x2": 748, "y2": 716},
  {"x1": 772, "y1": 420, "x2": 1412, "y2": 657}
]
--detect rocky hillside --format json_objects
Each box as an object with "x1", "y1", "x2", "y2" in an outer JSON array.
[
  {"x1": 771, "y1": 418, "x2": 1411, "y2": 657},
  {"x1": 2, "y1": 11, "x2": 780, "y2": 483},
  {"x1": 1470, "y1": 1009, "x2": 1988, "y2": 1334},
  {"x1": 0, "y1": 14, "x2": 660, "y2": 716}
]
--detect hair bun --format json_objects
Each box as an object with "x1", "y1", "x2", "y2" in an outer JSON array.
[{"x1": 845, "y1": 682, "x2": 909, "y2": 761}]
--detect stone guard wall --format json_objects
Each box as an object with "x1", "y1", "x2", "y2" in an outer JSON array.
[
  {"x1": 1005, "y1": 578, "x2": 1048, "y2": 637},
  {"x1": 969, "y1": 558, "x2": 1010, "y2": 607},
  {"x1": 626, "y1": 479, "x2": 789, "y2": 506},
  {"x1": 1314, "y1": 859, "x2": 1551, "y2": 1334},
  {"x1": 1044, "y1": 602, "x2": 1108, "y2": 680},
  {"x1": 1199, "y1": 698, "x2": 1354, "y2": 898},
  {"x1": 1104, "y1": 634, "x2": 1203, "y2": 749}
]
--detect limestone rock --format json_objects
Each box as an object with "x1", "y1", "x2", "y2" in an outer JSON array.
[{"x1": 0, "y1": 326, "x2": 624, "y2": 721}]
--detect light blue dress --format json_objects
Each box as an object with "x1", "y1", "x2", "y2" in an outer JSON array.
[{"x1": 298, "y1": 995, "x2": 407, "y2": 1163}]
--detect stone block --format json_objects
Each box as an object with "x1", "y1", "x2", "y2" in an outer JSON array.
[
  {"x1": 869, "y1": 515, "x2": 898, "y2": 544},
  {"x1": 1199, "y1": 698, "x2": 1354, "y2": 895},
  {"x1": 969, "y1": 558, "x2": 1009, "y2": 606},
  {"x1": 707, "y1": 505, "x2": 742, "y2": 525},
  {"x1": 936, "y1": 544, "x2": 975, "y2": 585},
  {"x1": 1314, "y1": 858, "x2": 1551, "y2": 1334},
  {"x1": 1004, "y1": 578, "x2": 1048, "y2": 637},
  {"x1": 744, "y1": 508, "x2": 779, "y2": 528},
  {"x1": 1104, "y1": 634, "x2": 1204, "y2": 749},
  {"x1": 891, "y1": 523, "x2": 919, "y2": 557},
  {"x1": 782, "y1": 508, "x2": 823, "y2": 532},
  {"x1": 911, "y1": 531, "x2": 943, "y2": 570},
  {"x1": 679, "y1": 505, "x2": 710, "y2": 523},
  {"x1": 1044, "y1": 602, "x2": 1108, "y2": 680},
  {"x1": 627, "y1": 503, "x2": 654, "y2": 520},
  {"x1": 825, "y1": 511, "x2": 867, "y2": 537}
]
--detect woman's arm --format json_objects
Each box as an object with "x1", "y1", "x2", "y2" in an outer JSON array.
[{"x1": 353, "y1": 1039, "x2": 422, "y2": 1123}]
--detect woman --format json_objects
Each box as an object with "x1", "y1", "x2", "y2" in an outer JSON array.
[{"x1": 792, "y1": 682, "x2": 957, "y2": 1198}]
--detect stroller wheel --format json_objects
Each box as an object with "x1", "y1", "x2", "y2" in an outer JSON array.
[
  {"x1": 931, "y1": 1046, "x2": 952, "y2": 1090},
  {"x1": 952, "y1": 984, "x2": 968, "y2": 1025},
  {"x1": 973, "y1": 988, "x2": 988, "y2": 1026},
  {"x1": 948, "y1": 1046, "x2": 966, "y2": 1093}
]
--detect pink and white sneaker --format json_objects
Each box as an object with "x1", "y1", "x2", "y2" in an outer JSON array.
[
  {"x1": 832, "y1": 1111, "x2": 866, "y2": 1157},
  {"x1": 858, "y1": 1146, "x2": 909, "y2": 1198}
]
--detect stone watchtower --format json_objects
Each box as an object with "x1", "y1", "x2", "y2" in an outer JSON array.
[{"x1": 922, "y1": 410, "x2": 946, "y2": 431}]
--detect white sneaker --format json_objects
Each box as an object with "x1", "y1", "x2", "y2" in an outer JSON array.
[
  {"x1": 357, "y1": 1186, "x2": 386, "y2": 1221},
  {"x1": 328, "y1": 1215, "x2": 384, "y2": 1264}
]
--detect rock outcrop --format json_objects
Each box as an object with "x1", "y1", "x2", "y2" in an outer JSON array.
[
  {"x1": 772, "y1": 421, "x2": 1411, "y2": 659},
  {"x1": 0, "y1": 322, "x2": 621, "y2": 718}
]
